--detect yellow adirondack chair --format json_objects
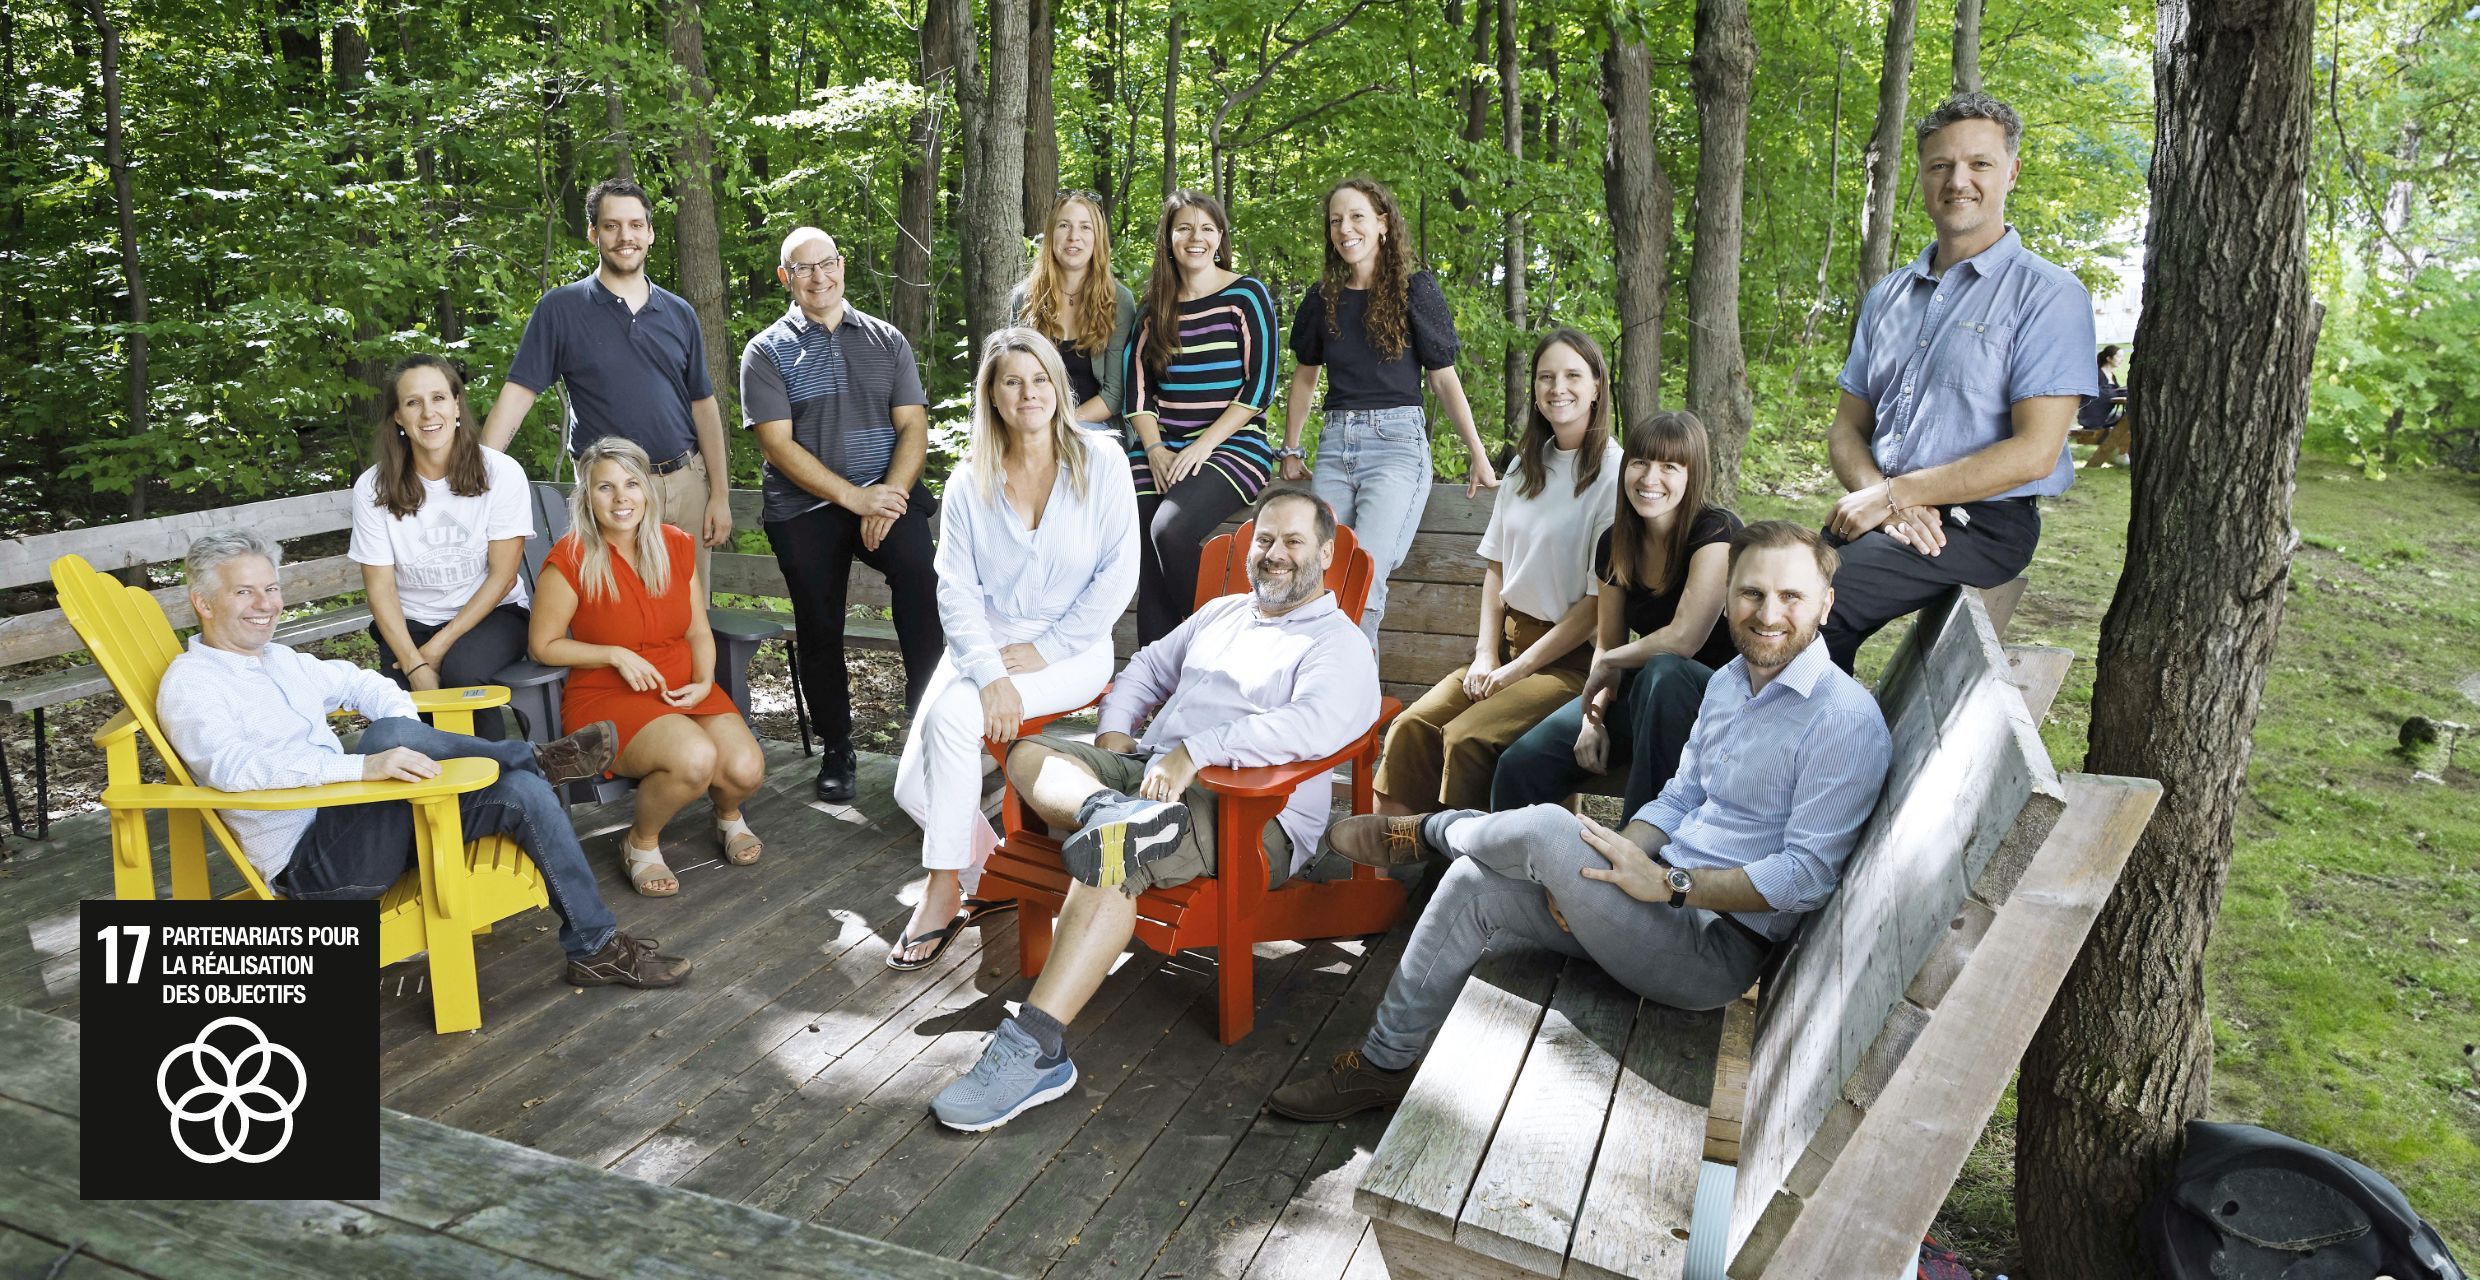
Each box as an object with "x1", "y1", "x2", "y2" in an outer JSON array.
[{"x1": 51, "y1": 553, "x2": 551, "y2": 1034}]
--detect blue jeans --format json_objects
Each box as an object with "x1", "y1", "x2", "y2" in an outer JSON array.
[
  {"x1": 1491, "y1": 654, "x2": 1715, "y2": 816},
  {"x1": 1361, "y1": 804, "x2": 1770, "y2": 1070},
  {"x1": 274, "y1": 717, "x2": 619, "y2": 961},
  {"x1": 1311, "y1": 406, "x2": 1432, "y2": 644}
]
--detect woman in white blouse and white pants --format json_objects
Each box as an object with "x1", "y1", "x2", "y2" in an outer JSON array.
[{"x1": 891, "y1": 328, "x2": 1141, "y2": 969}]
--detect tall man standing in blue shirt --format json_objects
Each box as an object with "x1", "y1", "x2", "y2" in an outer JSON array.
[
  {"x1": 481, "y1": 179, "x2": 733, "y2": 589},
  {"x1": 1820, "y1": 92, "x2": 2099, "y2": 670},
  {"x1": 1268, "y1": 521, "x2": 1891, "y2": 1121}
]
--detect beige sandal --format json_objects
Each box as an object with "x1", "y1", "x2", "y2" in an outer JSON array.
[
  {"x1": 623, "y1": 836, "x2": 680, "y2": 897},
  {"x1": 716, "y1": 815, "x2": 763, "y2": 866}
]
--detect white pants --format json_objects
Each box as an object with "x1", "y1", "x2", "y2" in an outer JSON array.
[{"x1": 893, "y1": 639, "x2": 1115, "y2": 890}]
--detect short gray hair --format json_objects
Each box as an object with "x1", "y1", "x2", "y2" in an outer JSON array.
[
  {"x1": 1914, "y1": 92, "x2": 2023, "y2": 154},
  {"x1": 185, "y1": 528, "x2": 283, "y2": 591}
]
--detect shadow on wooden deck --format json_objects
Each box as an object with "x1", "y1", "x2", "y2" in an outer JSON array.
[{"x1": 0, "y1": 740, "x2": 1406, "y2": 1280}]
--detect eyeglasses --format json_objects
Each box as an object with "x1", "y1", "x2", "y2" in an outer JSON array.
[
  {"x1": 1055, "y1": 188, "x2": 1107, "y2": 207},
  {"x1": 784, "y1": 256, "x2": 844, "y2": 277}
]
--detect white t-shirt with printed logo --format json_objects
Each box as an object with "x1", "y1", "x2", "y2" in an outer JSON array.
[{"x1": 348, "y1": 448, "x2": 535, "y2": 626}]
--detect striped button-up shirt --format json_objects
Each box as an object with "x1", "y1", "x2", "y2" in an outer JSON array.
[
  {"x1": 156, "y1": 637, "x2": 418, "y2": 880},
  {"x1": 1636, "y1": 636, "x2": 1892, "y2": 941},
  {"x1": 1836, "y1": 228, "x2": 2099, "y2": 500}
]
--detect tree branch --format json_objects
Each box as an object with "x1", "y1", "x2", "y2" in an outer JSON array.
[
  {"x1": 1223, "y1": 82, "x2": 1394, "y2": 152},
  {"x1": 1207, "y1": 0, "x2": 1382, "y2": 143}
]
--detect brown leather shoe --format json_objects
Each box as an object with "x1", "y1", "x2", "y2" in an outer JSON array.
[
  {"x1": 1267, "y1": 1049, "x2": 1415, "y2": 1122},
  {"x1": 564, "y1": 930, "x2": 693, "y2": 988},
  {"x1": 1325, "y1": 814, "x2": 1433, "y2": 868},
  {"x1": 535, "y1": 720, "x2": 617, "y2": 787}
]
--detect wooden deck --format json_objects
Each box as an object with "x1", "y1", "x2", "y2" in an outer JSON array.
[{"x1": 0, "y1": 740, "x2": 1419, "y2": 1280}]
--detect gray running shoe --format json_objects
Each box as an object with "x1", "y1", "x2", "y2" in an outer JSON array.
[
  {"x1": 1061, "y1": 794, "x2": 1191, "y2": 891},
  {"x1": 931, "y1": 1018, "x2": 1079, "y2": 1132}
]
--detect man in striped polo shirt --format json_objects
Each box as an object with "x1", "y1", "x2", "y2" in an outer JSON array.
[{"x1": 741, "y1": 226, "x2": 942, "y2": 804}]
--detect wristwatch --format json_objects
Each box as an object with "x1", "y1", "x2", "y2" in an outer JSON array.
[
  {"x1": 1274, "y1": 445, "x2": 1308, "y2": 461},
  {"x1": 1664, "y1": 866, "x2": 1693, "y2": 908}
]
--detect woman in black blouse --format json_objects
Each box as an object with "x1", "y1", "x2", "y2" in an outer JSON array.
[{"x1": 1489, "y1": 411, "x2": 1741, "y2": 814}]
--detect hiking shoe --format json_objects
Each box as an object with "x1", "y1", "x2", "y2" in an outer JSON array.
[
  {"x1": 534, "y1": 720, "x2": 618, "y2": 787},
  {"x1": 1325, "y1": 814, "x2": 1434, "y2": 869},
  {"x1": 1266, "y1": 1049, "x2": 1414, "y2": 1122},
  {"x1": 815, "y1": 745, "x2": 858, "y2": 804},
  {"x1": 564, "y1": 931, "x2": 694, "y2": 988},
  {"x1": 1061, "y1": 793, "x2": 1190, "y2": 890},
  {"x1": 931, "y1": 1018, "x2": 1079, "y2": 1132}
]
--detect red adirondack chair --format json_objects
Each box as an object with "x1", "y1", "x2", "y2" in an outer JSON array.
[{"x1": 979, "y1": 519, "x2": 1406, "y2": 1043}]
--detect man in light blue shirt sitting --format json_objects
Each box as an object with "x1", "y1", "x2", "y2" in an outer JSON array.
[
  {"x1": 1268, "y1": 521, "x2": 1891, "y2": 1121},
  {"x1": 1820, "y1": 91, "x2": 2100, "y2": 670}
]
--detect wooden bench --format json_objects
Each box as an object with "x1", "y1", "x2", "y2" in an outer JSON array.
[{"x1": 1354, "y1": 585, "x2": 2159, "y2": 1280}]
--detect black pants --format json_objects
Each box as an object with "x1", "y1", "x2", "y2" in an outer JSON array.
[
  {"x1": 1490, "y1": 653, "x2": 1714, "y2": 816},
  {"x1": 1136, "y1": 474, "x2": 1251, "y2": 645},
  {"x1": 370, "y1": 602, "x2": 531, "y2": 739},
  {"x1": 764, "y1": 488, "x2": 944, "y2": 749},
  {"x1": 1820, "y1": 496, "x2": 2040, "y2": 671}
]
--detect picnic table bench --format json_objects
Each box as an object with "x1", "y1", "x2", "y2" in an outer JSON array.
[{"x1": 1353, "y1": 584, "x2": 2160, "y2": 1279}]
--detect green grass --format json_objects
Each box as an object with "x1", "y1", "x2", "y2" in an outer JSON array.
[{"x1": 1737, "y1": 460, "x2": 2480, "y2": 1267}]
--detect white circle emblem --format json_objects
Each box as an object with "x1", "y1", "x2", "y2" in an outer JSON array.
[{"x1": 154, "y1": 1016, "x2": 308, "y2": 1164}]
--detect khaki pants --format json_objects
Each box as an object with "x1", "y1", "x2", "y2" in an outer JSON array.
[
  {"x1": 1375, "y1": 609, "x2": 1590, "y2": 812},
  {"x1": 652, "y1": 453, "x2": 715, "y2": 590},
  {"x1": 1032, "y1": 736, "x2": 1291, "y2": 896}
]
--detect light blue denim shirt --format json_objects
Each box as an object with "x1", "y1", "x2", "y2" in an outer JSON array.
[
  {"x1": 933, "y1": 427, "x2": 1141, "y2": 689},
  {"x1": 1836, "y1": 228, "x2": 2099, "y2": 500},
  {"x1": 1635, "y1": 636, "x2": 1892, "y2": 941}
]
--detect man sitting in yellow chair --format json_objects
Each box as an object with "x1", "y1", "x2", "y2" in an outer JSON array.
[{"x1": 157, "y1": 529, "x2": 693, "y2": 990}]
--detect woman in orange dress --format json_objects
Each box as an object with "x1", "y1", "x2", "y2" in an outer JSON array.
[{"x1": 530, "y1": 438, "x2": 768, "y2": 896}]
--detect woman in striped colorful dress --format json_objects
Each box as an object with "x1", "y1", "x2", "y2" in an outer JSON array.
[{"x1": 1123, "y1": 190, "x2": 1282, "y2": 643}]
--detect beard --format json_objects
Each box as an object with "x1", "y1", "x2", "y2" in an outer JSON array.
[
  {"x1": 599, "y1": 245, "x2": 645, "y2": 279},
  {"x1": 1732, "y1": 614, "x2": 1821, "y2": 670},
  {"x1": 1249, "y1": 557, "x2": 1321, "y2": 610}
]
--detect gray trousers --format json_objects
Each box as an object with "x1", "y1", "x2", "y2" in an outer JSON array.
[{"x1": 1362, "y1": 804, "x2": 1771, "y2": 1070}]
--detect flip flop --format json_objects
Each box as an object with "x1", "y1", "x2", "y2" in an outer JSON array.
[
  {"x1": 623, "y1": 837, "x2": 680, "y2": 897},
  {"x1": 886, "y1": 911, "x2": 968, "y2": 972},
  {"x1": 962, "y1": 897, "x2": 1018, "y2": 925}
]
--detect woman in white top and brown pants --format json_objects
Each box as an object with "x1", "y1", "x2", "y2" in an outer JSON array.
[{"x1": 1373, "y1": 327, "x2": 1621, "y2": 815}]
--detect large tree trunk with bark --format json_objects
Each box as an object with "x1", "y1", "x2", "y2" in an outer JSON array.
[
  {"x1": 1598, "y1": 26, "x2": 1671, "y2": 433},
  {"x1": 1497, "y1": 0, "x2": 1526, "y2": 431},
  {"x1": 1160, "y1": 7, "x2": 1182, "y2": 199},
  {"x1": 2016, "y1": 0, "x2": 2320, "y2": 1266},
  {"x1": 1856, "y1": 0, "x2": 1917, "y2": 291},
  {"x1": 603, "y1": 4, "x2": 633, "y2": 180},
  {"x1": 666, "y1": 0, "x2": 735, "y2": 423},
  {"x1": 1951, "y1": 0, "x2": 1982, "y2": 94},
  {"x1": 1688, "y1": 0, "x2": 1756, "y2": 503},
  {"x1": 952, "y1": 0, "x2": 1029, "y2": 363},
  {"x1": 894, "y1": 0, "x2": 957, "y2": 348},
  {"x1": 89, "y1": 0, "x2": 147, "y2": 524},
  {"x1": 1023, "y1": 0, "x2": 1058, "y2": 235}
]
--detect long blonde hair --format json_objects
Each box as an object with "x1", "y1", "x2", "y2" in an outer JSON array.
[
  {"x1": 969, "y1": 328, "x2": 1092, "y2": 503},
  {"x1": 1021, "y1": 193, "x2": 1118, "y2": 357},
  {"x1": 567, "y1": 438, "x2": 673, "y2": 603}
]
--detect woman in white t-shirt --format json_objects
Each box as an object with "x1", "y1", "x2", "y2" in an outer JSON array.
[
  {"x1": 1372, "y1": 327, "x2": 1621, "y2": 814},
  {"x1": 349, "y1": 355, "x2": 536, "y2": 738}
]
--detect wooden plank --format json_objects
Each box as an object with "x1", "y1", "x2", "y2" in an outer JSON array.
[
  {"x1": 1370, "y1": 1219, "x2": 1542, "y2": 1280},
  {"x1": 2003, "y1": 645, "x2": 2074, "y2": 723},
  {"x1": 0, "y1": 555, "x2": 362, "y2": 668},
  {"x1": 1703, "y1": 997, "x2": 1757, "y2": 1165},
  {"x1": 1455, "y1": 960, "x2": 1640, "y2": 1276},
  {"x1": 1736, "y1": 774, "x2": 2159, "y2": 1279},
  {"x1": 1564, "y1": 1001, "x2": 1725, "y2": 1280},
  {"x1": 0, "y1": 1227, "x2": 157, "y2": 1279},
  {"x1": 1979, "y1": 578, "x2": 2028, "y2": 640},
  {"x1": 0, "y1": 490, "x2": 355, "y2": 588},
  {"x1": 1355, "y1": 947, "x2": 1562, "y2": 1240}
]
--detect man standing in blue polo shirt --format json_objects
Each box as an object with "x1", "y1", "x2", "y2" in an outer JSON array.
[
  {"x1": 481, "y1": 177, "x2": 733, "y2": 587},
  {"x1": 740, "y1": 226, "x2": 940, "y2": 804},
  {"x1": 1820, "y1": 92, "x2": 2098, "y2": 670}
]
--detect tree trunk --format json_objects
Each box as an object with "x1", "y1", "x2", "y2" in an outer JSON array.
[
  {"x1": 1687, "y1": 0, "x2": 1756, "y2": 503},
  {"x1": 274, "y1": 0, "x2": 321, "y2": 105},
  {"x1": 1498, "y1": 0, "x2": 1526, "y2": 431},
  {"x1": 604, "y1": 5, "x2": 634, "y2": 180},
  {"x1": 1085, "y1": 0, "x2": 1119, "y2": 208},
  {"x1": 1598, "y1": 26, "x2": 1671, "y2": 432},
  {"x1": 953, "y1": 0, "x2": 1029, "y2": 363},
  {"x1": 2016, "y1": 0, "x2": 2320, "y2": 1265},
  {"x1": 1023, "y1": 0, "x2": 1059, "y2": 234},
  {"x1": 894, "y1": 0, "x2": 957, "y2": 348},
  {"x1": 334, "y1": 15, "x2": 386, "y2": 426},
  {"x1": 90, "y1": 0, "x2": 148, "y2": 523},
  {"x1": 666, "y1": 0, "x2": 735, "y2": 424},
  {"x1": 1856, "y1": 0, "x2": 1917, "y2": 291},
  {"x1": 1160, "y1": 7, "x2": 1182, "y2": 199},
  {"x1": 1950, "y1": 0, "x2": 1982, "y2": 94}
]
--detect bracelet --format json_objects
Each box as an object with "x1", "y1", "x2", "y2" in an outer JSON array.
[{"x1": 407, "y1": 662, "x2": 433, "y2": 675}]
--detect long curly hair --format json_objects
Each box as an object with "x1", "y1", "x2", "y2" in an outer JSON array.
[
  {"x1": 369, "y1": 355, "x2": 488, "y2": 520},
  {"x1": 1137, "y1": 190, "x2": 1233, "y2": 377},
  {"x1": 1021, "y1": 193, "x2": 1119, "y2": 358},
  {"x1": 1606, "y1": 412, "x2": 1715, "y2": 593},
  {"x1": 1511, "y1": 327, "x2": 1614, "y2": 500},
  {"x1": 1318, "y1": 178, "x2": 1414, "y2": 361}
]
